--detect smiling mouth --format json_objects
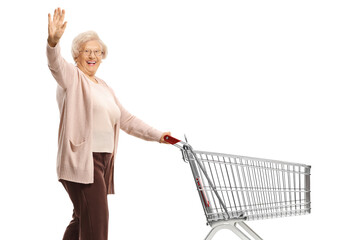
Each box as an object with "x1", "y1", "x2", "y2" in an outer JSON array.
[{"x1": 87, "y1": 61, "x2": 96, "y2": 66}]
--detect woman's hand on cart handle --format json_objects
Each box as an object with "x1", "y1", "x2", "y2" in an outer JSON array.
[
  {"x1": 162, "y1": 134, "x2": 181, "y2": 145},
  {"x1": 160, "y1": 132, "x2": 172, "y2": 144},
  {"x1": 48, "y1": 7, "x2": 67, "y2": 47}
]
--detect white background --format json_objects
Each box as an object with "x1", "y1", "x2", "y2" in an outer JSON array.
[{"x1": 0, "y1": 0, "x2": 359, "y2": 239}]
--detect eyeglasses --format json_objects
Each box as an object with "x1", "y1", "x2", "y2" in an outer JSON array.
[{"x1": 79, "y1": 49, "x2": 103, "y2": 56}]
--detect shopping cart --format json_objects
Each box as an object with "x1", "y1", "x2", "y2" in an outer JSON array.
[{"x1": 164, "y1": 135, "x2": 311, "y2": 240}]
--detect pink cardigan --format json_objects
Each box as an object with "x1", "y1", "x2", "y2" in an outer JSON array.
[{"x1": 47, "y1": 42, "x2": 163, "y2": 194}]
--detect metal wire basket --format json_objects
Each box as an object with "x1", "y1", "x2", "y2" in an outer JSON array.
[{"x1": 165, "y1": 135, "x2": 311, "y2": 240}]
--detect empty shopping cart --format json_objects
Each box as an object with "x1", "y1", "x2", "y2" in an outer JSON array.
[{"x1": 164, "y1": 135, "x2": 311, "y2": 240}]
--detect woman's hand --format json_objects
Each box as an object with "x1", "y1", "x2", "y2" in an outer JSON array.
[
  {"x1": 48, "y1": 8, "x2": 67, "y2": 47},
  {"x1": 160, "y1": 132, "x2": 172, "y2": 144}
]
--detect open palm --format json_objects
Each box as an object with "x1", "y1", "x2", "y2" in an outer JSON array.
[{"x1": 48, "y1": 8, "x2": 67, "y2": 46}]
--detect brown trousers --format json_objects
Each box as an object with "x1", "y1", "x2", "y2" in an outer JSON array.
[{"x1": 60, "y1": 152, "x2": 112, "y2": 240}]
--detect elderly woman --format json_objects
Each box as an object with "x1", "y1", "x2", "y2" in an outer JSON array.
[{"x1": 47, "y1": 8, "x2": 170, "y2": 240}]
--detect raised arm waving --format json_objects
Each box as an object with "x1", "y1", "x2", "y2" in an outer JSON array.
[{"x1": 48, "y1": 8, "x2": 67, "y2": 47}]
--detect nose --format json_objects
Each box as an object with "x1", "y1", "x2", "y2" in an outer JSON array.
[{"x1": 89, "y1": 52, "x2": 96, "y2": 58}]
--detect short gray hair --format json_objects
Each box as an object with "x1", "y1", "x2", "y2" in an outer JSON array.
[{"x1": 71, "y1": 30, "x2": 108, "y2": 61}]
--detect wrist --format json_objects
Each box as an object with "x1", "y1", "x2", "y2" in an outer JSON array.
[{"x1": 47, "y1": 37, "x2": 58, "y2": 47}]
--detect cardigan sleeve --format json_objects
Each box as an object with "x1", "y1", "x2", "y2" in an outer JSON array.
[
  {"x1": 105, "y1": 84, "x2": 163, "y2": 142},
  {"x1": 118, "y1": 102, "x2": 163, "y2": 143},
  {"x1": 46, "y1": 42, "x2": 76, "y2": 90}
]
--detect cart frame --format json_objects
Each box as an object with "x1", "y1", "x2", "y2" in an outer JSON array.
[{"x1": 165, "y1": 135, "x2": 311, "y2": 240}]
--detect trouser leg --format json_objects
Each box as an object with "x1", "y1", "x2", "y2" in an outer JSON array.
[
  {"x1": 60, "y1": 152, "x2": 111, "y2": 240},
  {"x1": 62, "y1": 209, "x2": 79, "y2": 240}
]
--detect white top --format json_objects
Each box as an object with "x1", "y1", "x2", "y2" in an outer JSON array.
[{"x1": 90, "y1": 79, "x2": 121, "y2": 153}]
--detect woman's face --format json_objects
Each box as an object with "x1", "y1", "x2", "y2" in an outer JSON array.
[{"x1": 76, "y1": 40, "x2": 103, "y2": 77}]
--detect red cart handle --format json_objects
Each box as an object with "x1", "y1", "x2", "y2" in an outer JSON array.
[{"x1": 164, "y1": 135, "x2": 181, "y2": 145}]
